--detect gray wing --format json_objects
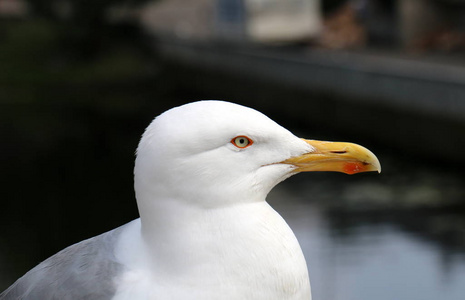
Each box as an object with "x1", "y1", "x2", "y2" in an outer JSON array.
[{"x1": 0, "y1": 224, "x2": 127, "y2": 300}]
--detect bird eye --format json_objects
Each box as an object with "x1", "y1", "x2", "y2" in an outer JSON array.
[{"x1": 231, "y1": 136, "x2": 253, "y2": 149}]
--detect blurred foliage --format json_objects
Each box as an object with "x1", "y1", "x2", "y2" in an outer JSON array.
[
  {"x1": 25, "y1": 0, "x2": 153, "y2": 60},
  {"x1": 0, "y1": 19, "x2": 151, "y2": 88},
  {"x1": 0, "y1": 1, "x2": 162, "y2": 105}
]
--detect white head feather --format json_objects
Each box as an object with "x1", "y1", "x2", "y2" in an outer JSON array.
[{"x1": 135, "y1": 100, "x2": 313, "y2": 210}]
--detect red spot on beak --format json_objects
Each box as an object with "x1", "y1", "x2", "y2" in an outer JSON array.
[{"x1": 343, "y1": 162, "x2": 366, "y2": 175}]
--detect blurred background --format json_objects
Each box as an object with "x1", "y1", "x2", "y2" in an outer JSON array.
[{"x1": 1, "y1": 1, "x2": 465, "y2": 299}]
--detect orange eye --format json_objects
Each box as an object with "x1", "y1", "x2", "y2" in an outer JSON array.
[{"x1": 231, "y1": 136, "x2": 253, "y2": 148}]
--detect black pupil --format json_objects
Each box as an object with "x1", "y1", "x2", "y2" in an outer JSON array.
[{"x1": 239, "y1": 138, "x2": 245, "y2": 144}]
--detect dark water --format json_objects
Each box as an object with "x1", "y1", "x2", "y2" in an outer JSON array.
[
  {"x1": 1, "y1": 90, "x2": 465, "y2": 300},
  {"x1": 270, "y1": 181, "x2": 465, "y2": 300}
]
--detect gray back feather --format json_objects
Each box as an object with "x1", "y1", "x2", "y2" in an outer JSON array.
[{"x1": 0, "y1": 224, "x2": 126, "y2": 300}]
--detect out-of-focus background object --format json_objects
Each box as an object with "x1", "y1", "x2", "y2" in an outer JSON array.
[
  {"x1": 141, "y1": 0, "x2": 322, "y2": 42},
  {"x1": 1, "y1": 1, "x2": 465, "y2": 300}
]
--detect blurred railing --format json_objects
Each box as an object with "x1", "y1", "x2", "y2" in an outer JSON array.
[{"x1": 156, "y1": 37, "x2": 465, "y2": 163}]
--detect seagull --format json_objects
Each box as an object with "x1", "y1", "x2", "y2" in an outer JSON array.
[{"x1": 1, "y1": 100, "x2": 380, "y2": 300}]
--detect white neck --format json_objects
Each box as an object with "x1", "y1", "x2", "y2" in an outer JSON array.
[{"x1": 129, "y1": 186, "x2": 311, "y2": 299}]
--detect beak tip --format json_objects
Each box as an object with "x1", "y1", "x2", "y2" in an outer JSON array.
[
  {"x1": 373, "y1": 157, "x2": 382, "y2": 174},
  {"x1": 367, "y1": 157, "x2": 381, "y2": 174}
]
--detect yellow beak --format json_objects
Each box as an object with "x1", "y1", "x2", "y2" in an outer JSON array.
[{"x1": 282, "y1": 139, "x2": 381, "y2": 175}]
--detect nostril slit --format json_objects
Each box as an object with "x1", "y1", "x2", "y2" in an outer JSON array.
[{"x1": 330, "y1": 151, "x2": 347, "y2": 154}]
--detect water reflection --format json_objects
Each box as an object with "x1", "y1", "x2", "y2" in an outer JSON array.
[
  {"x1": 1, "y1": 100, "x2": 465, "y2": 300},
  {"x1": 269, "y1": 176, "x2": 465, "y2": 300}
]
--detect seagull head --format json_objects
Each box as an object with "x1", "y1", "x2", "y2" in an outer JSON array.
[{"x1": 134, "y1": 101, "x2": 380, "y2": 209}]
